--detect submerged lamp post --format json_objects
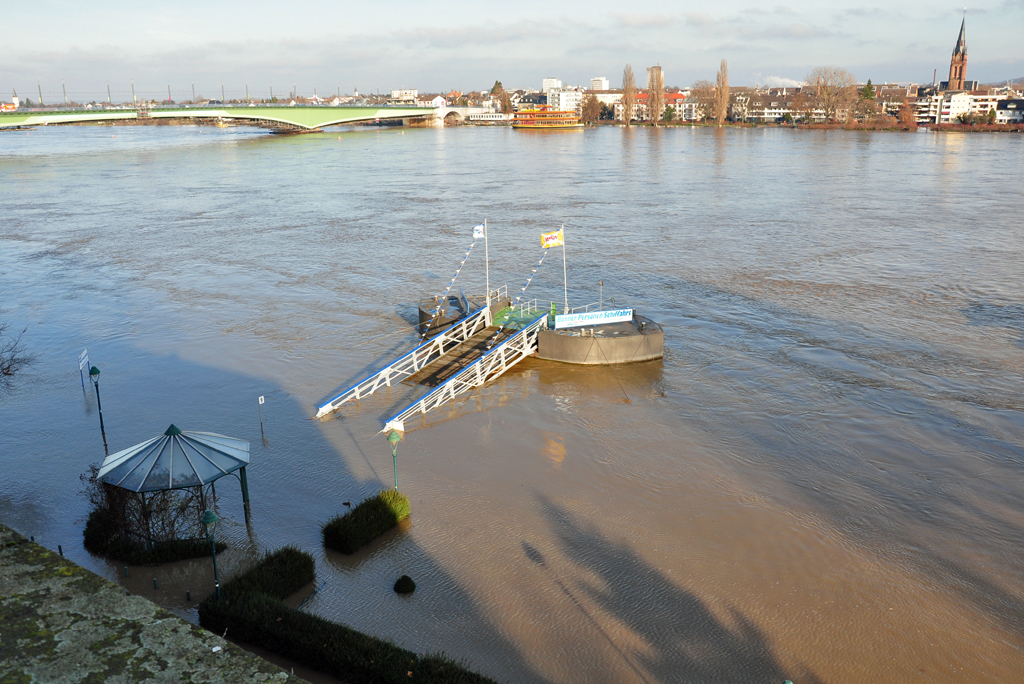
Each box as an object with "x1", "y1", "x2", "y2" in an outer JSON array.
[
  {"x1": 89, "y1": 366, "x2": 108, "y2": 455},
  {"x1": 200, "y1": 510, "x2": 221, "y2": 600},
  {"x1": 386, "y1": 430, "x2": 402, "y2": 490}
]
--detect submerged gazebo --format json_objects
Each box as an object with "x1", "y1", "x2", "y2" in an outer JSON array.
[{"x1": 97, "y1": 424, "x2": 251, "y2": 521}]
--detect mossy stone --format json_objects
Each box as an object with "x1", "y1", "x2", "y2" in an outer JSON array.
[{"x1": 394, "y1": 575, "x2": 416, "y2": 594}]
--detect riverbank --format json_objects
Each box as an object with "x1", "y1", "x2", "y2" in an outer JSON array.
[
  {"x1": 0, "y1": 523, "x2": 300, "y2": 683},
  {"x1": 579, "y1": 120, "x2": 1024, "y2": 132}
]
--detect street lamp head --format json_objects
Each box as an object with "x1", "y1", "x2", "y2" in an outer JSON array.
[
  {"x1": 386, "y1": 430, "x2": 402, "y2": 446},
  {"x1": 200, "y1": 509, "x2": 218, "y2": 534},
  {"x1": 89, "y1": 366, "x2": 100, "y2": 382}
]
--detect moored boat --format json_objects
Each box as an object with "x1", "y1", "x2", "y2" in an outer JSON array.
[{"x1": 512, "y1": 105, "x2": 583, "y2": 130}]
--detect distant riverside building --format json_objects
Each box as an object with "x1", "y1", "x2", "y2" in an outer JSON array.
[
  {"x1": 416, "y1": 94, "x2": 446, "y2": 108},
  {"x1": 590, "y1": 77, "x2": 610, "y2": 91},
  {"x1": 995, "y1": 99, "x2": 1024, "y2": 124},
  {"x1": 390, "y1": 89, "x2": 418, "y2": 102},
  {"x1": 548, "y1": 88, "x2": 583, "y2": 114},
  {"x1": 542, "y1": 78, "x2": 562, "y2": 94},
  {"x1": 589, "y1": 90, "x2": 623, "y2": 107}
]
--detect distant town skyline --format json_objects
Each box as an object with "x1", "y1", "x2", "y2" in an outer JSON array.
[{"x1": 4, "y1": 1, "x2": 1022, "y2": 102}]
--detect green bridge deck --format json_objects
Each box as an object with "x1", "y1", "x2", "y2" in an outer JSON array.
[{"x1": 0, "y1": 104, "x2": 435, "y2": 130}]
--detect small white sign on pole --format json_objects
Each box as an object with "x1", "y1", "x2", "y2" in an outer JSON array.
[
  {"x1": 79, "y1": 349, "x2": 89, "y2": 370},
  {"x1": 258, "y1": 396, "x2": 265, "y2": 405},
  {"x1": 554, "y1": 309, "x2": 634, "y2": 330}
]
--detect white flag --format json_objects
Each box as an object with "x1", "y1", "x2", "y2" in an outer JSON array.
[{"x1": 473, "y1": 224, "x2": 485, "y2": 239}]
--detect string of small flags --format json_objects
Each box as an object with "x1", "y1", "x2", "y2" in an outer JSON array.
[
  {"x1": 420, "y1": 236, "x2": 479, "y2": 341},
  {"x1": 486, "y1": 248, "x2": 548, "y2": 350}
]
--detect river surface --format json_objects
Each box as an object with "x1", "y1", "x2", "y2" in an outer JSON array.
[{"x1": 2, "y1": 123, "x2": 1024, "y2": 683}]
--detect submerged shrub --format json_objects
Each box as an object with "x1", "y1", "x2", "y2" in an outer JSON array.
[
  {"x1": 83, "y1": 507, "x2": 225, "y2": 565},
  {"x1": 394, "y1": 575, "x2": 416, "y2": 594},
  {"x1": 198, "y1": 547, "x2": 496, "y2": 684},
  {"x1": 321, "y1": 490, "x2": 411, "y2": 554}
]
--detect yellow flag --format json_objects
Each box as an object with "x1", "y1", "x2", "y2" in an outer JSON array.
[{"x1": 540, "y1": 229, "x2": 564, "y2": 248}]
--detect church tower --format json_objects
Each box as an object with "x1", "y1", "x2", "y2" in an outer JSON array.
[{"x1": 947, "y1": 15, "x2": 967, "y2": 91}]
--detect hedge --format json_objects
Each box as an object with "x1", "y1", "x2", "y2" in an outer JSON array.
[
  {"x1": 83, "y1": 507, "x2": 225, "y2": 565},
  {"x1": 322, "y1": 490, "x2": 410, "y2": 554},
  {"x1": 199, "y1": 547, "x2": 498, "y2": 684}
]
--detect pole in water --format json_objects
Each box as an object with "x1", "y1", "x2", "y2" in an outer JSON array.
[
  {"x1": 192, "y1": 81, "x2": 196, "y2": 103},
  {"x1": 258, "y1": 396, "x2": 265, "y2": 440},
  {"x1": 62, "y1": 79, "x2": 67, "y2": 105},
  {"x1": 562, "y1": 224, "x2": 569, "y2": 312},
  {"x1": 131, "y1": 80, "x2": 135, "y2": 103},
  {"x1": 221, "y1": 84, "x2": 225, "y2": 102},
  {"x1": 58, "y1": 545, "x2": 63, "y2": 556},
  {"x1": 167, "y1": 84, "x2": 171, "y2": 102},
  {"x1": 107, "y1": 83, "x2": 112, "y2": 104},
  {"x1": 484, "y1": 220, "x2": 491, "y2": 322},
  {"x1": 599, "y1": 280, "x2": 604, "y2": 310},
  {"x1": 245, "y1": 80, "x2": 249, "y2": 102}
]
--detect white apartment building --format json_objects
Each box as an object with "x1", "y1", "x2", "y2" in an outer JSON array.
[
  {"x1": 589, "y1": 90, "x2": 623, "y2": 107},
  {"x1": 548, "y1": 88, "x2": 583, "y2": 113},
  {"x1": 590, "y1": 77, "x2": 610, "y2": 91},
  {"x1": 390, "y1": 89, "x2": 418, "y2": 102},
  {"x1": 915, "y1": 90, "x2": 1010, "y2": 124},
  {"x1": 542, "y1": 78, "x2": 563, "y2": 94}
]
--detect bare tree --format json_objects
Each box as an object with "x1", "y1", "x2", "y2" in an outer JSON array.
[
  {"x1": 897, "y1": 101, "x2": 918, "y2": 129},
  {"x1": 648, "y1": 66, "x2": 664, "y2": 127},
  {"x1": 790, "y1": 90, "x2": 815, "y2": 123},
  {"x1": 690, "y1": 80, "x2": 716, "y2": 121},
  {"x1": 622, "y1": 64, "x2": 637, "y2": 125},
  {"x1": 715, "y1": 59, "x2": 730, "y2": 126},
  {"x1": 500, "y1": 89, "x2": 514, "y2": 114},
  {"x1": 581, "y1": 94, "x2": 601, "y2": 123},
  {"x1": 0, "y1": 321, "x2": 34, "y2": 392},
  {"x1": 807, "y1": 66, "x2": 857, "y2": 122}
]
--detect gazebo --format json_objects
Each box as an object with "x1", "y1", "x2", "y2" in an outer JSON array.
[{"x1": 97, "y1": 424, "x2": 251, "y2": 522}]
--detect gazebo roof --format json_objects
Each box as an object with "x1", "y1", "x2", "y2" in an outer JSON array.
[{"x1": 97, "y1": 424, "x2": 250, "y2": 493}]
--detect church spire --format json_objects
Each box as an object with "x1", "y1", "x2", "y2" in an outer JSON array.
[{"x1": 952, "y1": 13, "x2": 966, "y2": 57}]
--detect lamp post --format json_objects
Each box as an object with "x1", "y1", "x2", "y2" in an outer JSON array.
[
  {"x1": 386, "y1": 430, "x2": 402, "y2": 490},
  {"x1": 89, "y1": 366, "x2": 108, "y2": 455},
  {"x1": 200, "y1": 509, "x2": 221, "y2": 600}
]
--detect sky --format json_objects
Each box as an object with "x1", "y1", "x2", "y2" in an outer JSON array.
[{"x1": 3, "y1": 1, "x2": 1022, "y2": 102}]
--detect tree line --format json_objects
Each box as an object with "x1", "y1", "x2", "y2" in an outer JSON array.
[{"x1": 580, "y1": 63, "x2": 918, "y2": 126}]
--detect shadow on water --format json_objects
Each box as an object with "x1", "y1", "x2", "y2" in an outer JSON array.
[
  {"x1": 0, "y1": 328, "x2": 554, "y2": 683},
  {"x1": 531, "y1": 496, "x2": 823, "y2": 684},
  {"x1": 962, "y1": 299, "x2": 1024, "y2": 347}
]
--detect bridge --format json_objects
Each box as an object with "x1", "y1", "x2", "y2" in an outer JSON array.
[{"x1": 0, "y1": 104, "x2": 435, "y2": 131}]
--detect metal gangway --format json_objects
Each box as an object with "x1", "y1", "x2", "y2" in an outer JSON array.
[
  {"x1": 314, "y1": 307, "x2": 491, "y2": 419},
  {"x1": 381, "y1": 312, "x2": 548, "y2": 433}
]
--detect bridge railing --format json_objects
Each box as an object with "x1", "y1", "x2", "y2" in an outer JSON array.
[
  {"x1": 383, "y1": 312, "x2": 548, "y2": 432},
  {"x1": 314, "y1": 307, "x2": 490, "y2": 419}
]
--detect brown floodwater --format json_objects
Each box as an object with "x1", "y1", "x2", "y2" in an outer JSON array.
[{"x1": 2, "y1": 124, "x2": 1024, "y2": 683}]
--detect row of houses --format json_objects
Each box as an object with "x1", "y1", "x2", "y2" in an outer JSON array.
[{"x1": 387, "y1": 79, "x2": 1024, "y2": 126}]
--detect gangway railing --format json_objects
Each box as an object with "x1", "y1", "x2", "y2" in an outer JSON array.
[
  {"x1": 382, "y1": 313, "x2": 548, "y2": 432},
  {"x1": 315, "y1": 307, "x2": 490, "y2": 418},
  {"x1": 520, "y1": 299, "x2": 604, "y2": 316}
]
